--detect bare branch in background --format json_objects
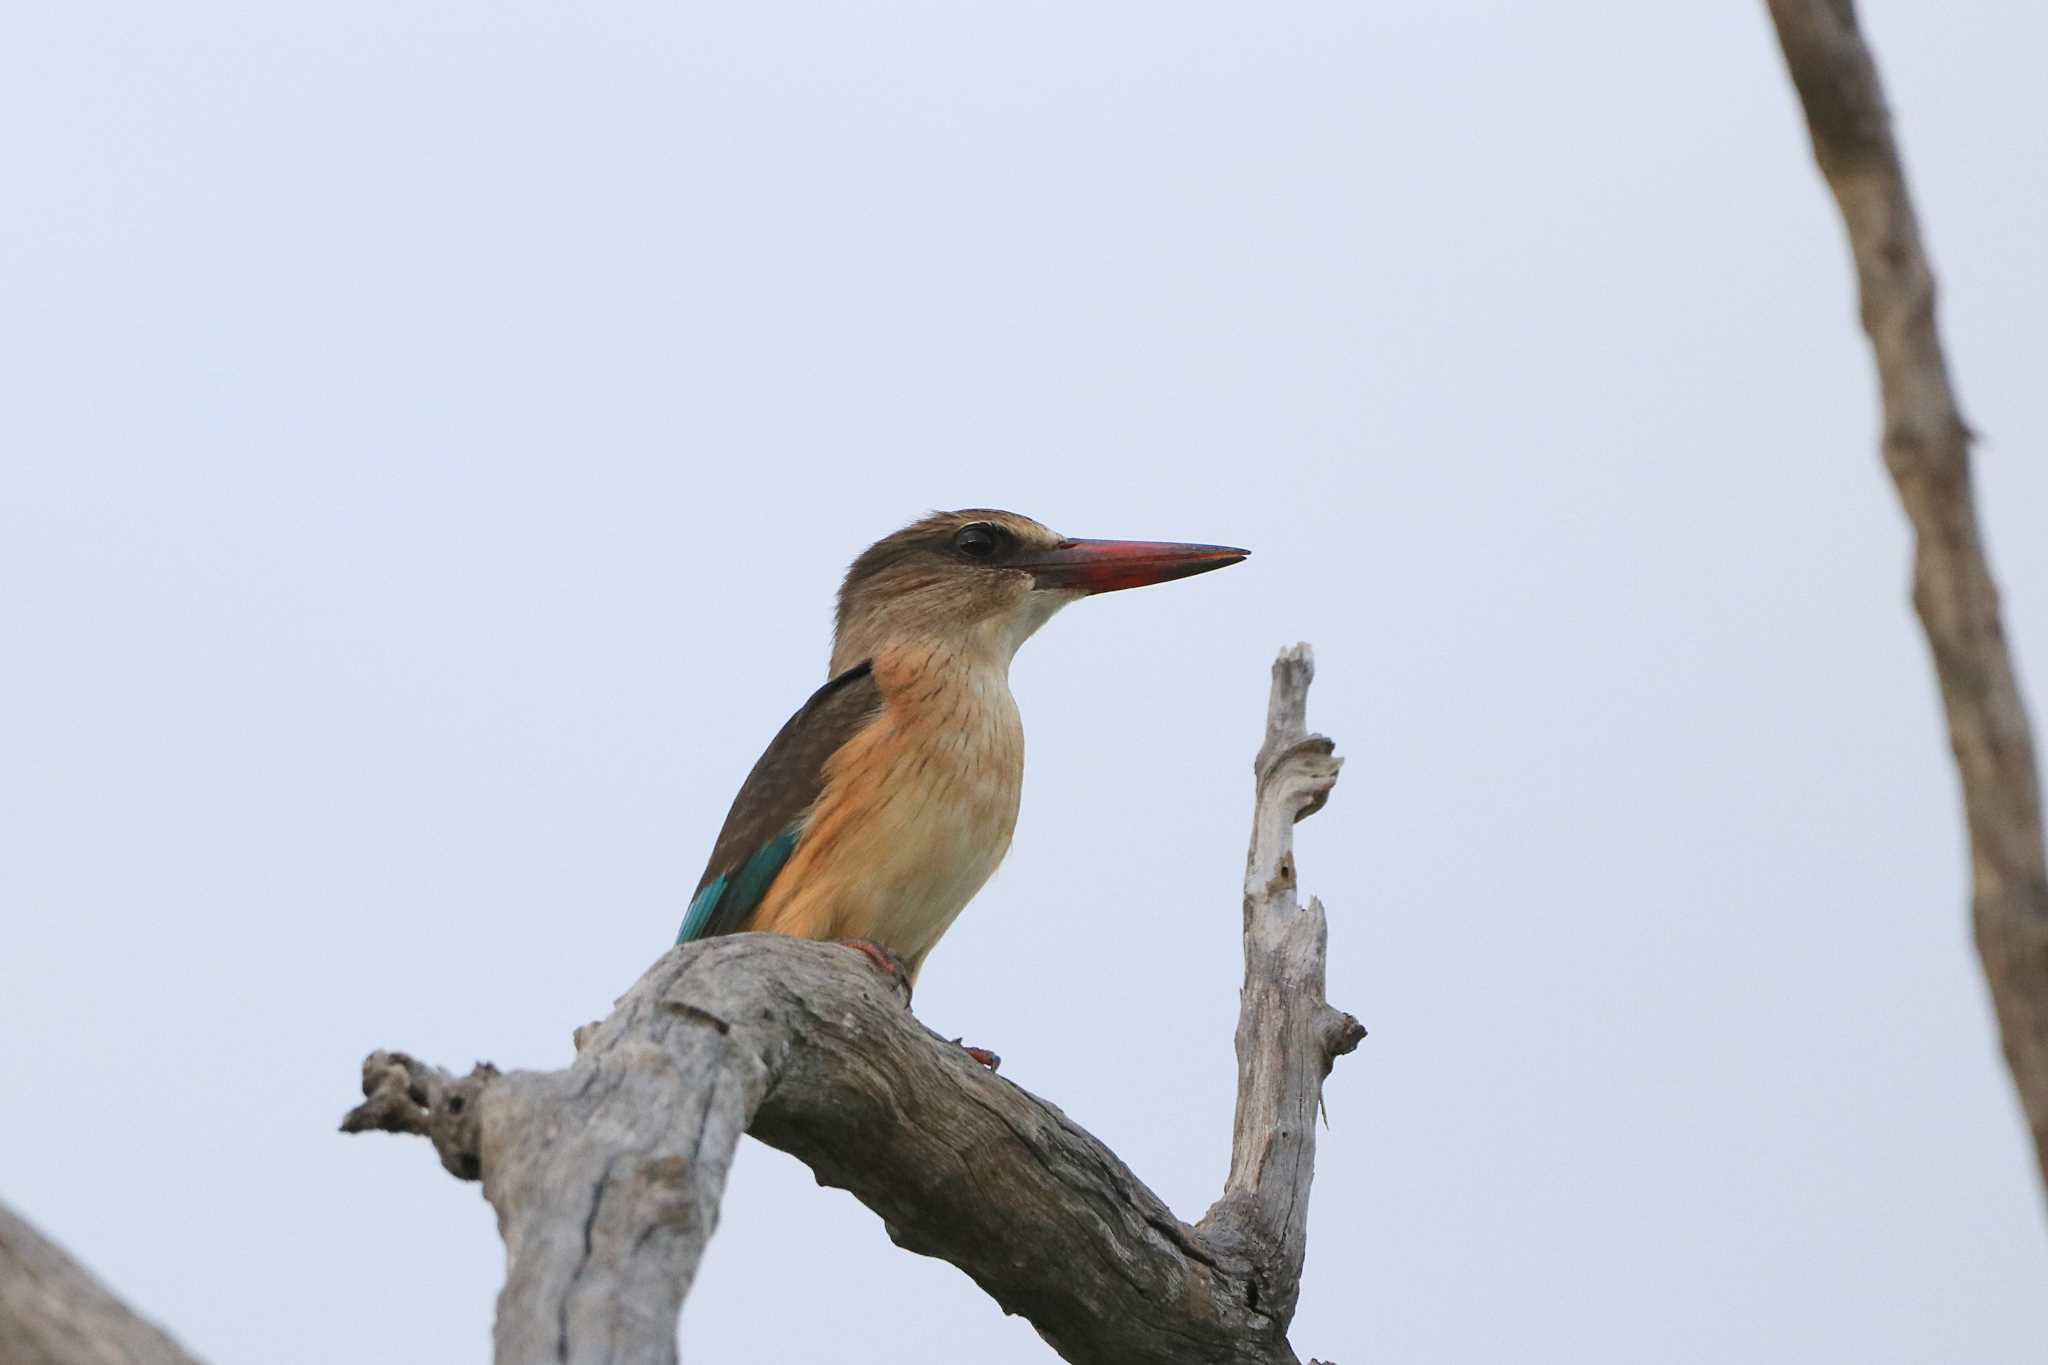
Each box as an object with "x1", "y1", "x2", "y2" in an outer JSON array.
[
  {"x1": 1765, "y1": 0, "x2": 2048, "y2": 1196},
  {"x1": 340, "y1": 645, "x2": 1362, "y2": 1365}
]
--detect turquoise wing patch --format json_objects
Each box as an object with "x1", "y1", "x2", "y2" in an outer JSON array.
[
  {"x1": 676, "y1": 824, "x2": 801, "y2": 944},
  {"x1": 676, "y1": 874, "x2": 727, "y2": 944}
]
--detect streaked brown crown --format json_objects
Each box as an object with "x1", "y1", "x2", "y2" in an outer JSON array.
[{"x1": 831, "y1": 509, "x2": 1064, "y2": 672}]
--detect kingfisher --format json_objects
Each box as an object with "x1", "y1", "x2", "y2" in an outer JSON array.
[{"x1": 675, "y1": 508, "x2": 1246, "y2": 999}]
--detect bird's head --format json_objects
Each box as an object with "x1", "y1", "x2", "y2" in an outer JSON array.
[{"x1": 830, "y1": 508, "x2": 1246, "y2": 674}]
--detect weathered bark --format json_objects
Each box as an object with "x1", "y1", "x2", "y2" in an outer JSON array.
[
  {"x1": 1765, "y1": 0, "x2": 2048, "y2": 1197},
  {"x1": 1198, "y1": 645, "x2": 1359, "y2": 1326},
  {"x1": 341, "y1": 645, "x2": 1360, "y2": 1365},
  {"x1": 0, "y1": 1202, "x2": 206, "y2": 1365}
]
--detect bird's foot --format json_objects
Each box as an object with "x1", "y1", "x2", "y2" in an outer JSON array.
[
  {"x1": 839, "y1": 938, "x2": 913, "y2": 1005},
  {"x1": 951, "y1": 1039, "x2": 1001, "y2": 1072}
]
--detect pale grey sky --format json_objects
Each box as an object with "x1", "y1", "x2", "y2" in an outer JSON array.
[{"x1": 3, "y1": 2, "x2": 2045, "y2": 1361}]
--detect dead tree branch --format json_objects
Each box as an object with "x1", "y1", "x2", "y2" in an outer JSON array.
[
  {"x1": 0, "y1": 1201, "x2": 206, "y2": 1365},
  {"x1": 1765, "y1": 0, "x2": 2048, "y2": 1196},
  {"x1": 342, "y1": 645, "x2": 1362, "y2": 1365}
]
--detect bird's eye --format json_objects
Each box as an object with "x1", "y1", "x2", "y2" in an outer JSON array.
[{"x1": 953, "y1": 523, "x2": 1000, "y2": 560}]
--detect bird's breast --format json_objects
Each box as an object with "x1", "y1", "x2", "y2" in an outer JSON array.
[{"x1": 751, "y1": 647, "x2": 1025, "y2": 967}]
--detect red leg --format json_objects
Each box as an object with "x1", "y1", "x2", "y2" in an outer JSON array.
[
  {"x1": 839, "y1": 938, "x2": 913, "y2": 1004},
  {"x1": 955, "y1": 1042, "x2": 1001, "y2": 1072}
]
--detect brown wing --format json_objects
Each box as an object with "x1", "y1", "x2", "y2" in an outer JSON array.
[{"x1": 676, "y1": 660, "x2": 883, "y2": 942}]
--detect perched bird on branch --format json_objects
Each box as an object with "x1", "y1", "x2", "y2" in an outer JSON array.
[{"x1": 676, "y1": 508, "x2": 1245, "y2": 998}]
